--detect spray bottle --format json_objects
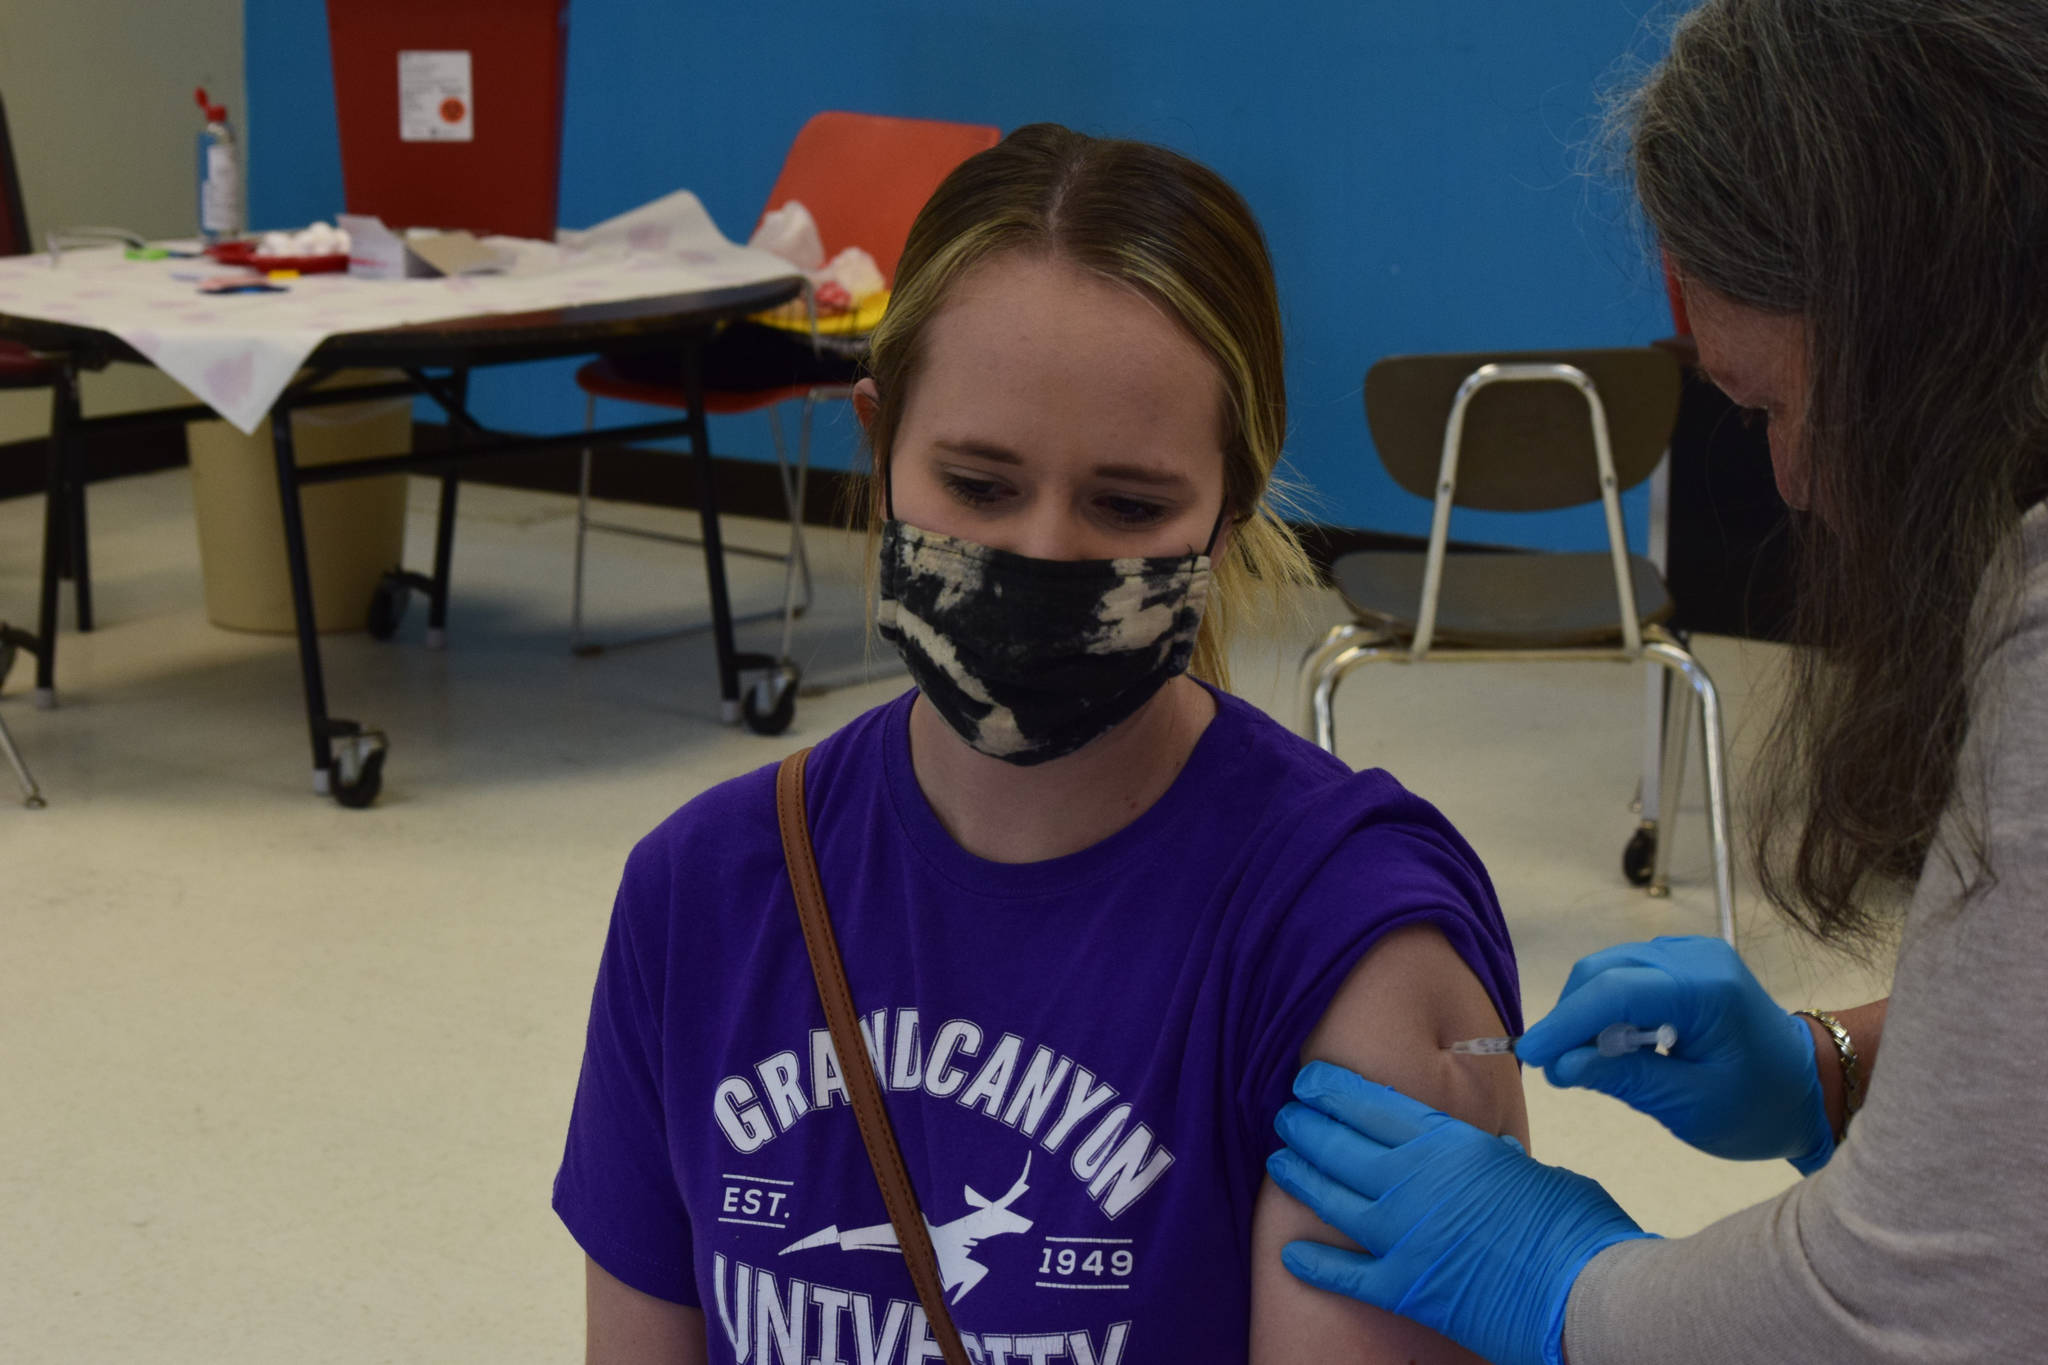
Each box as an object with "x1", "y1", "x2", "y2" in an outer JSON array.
[{"x1": 194, "y1": 87, "x2": 242, "y2": 243}]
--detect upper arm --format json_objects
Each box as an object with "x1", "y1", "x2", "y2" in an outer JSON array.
[
  {"x1": 557, "y1": 843, "x2": 704, "y2": 1314},
  {"x1": 587, "y1": 1256, "x2": 707, "y2": 1365},
  {"x1": 1248, "y1": 925, "x2": 1528, "y2": 1364}
]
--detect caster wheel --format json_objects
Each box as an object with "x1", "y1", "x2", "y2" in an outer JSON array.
[
  {"x1": 366, "y1": 572, "x2": 410, "y2": 641},
  {"x1": 1622, "y1": 826, "x2": 1658, "y2": 886},
  {"x1": 333, "y1": 750, "x2": 384, "y2": 808},
  {"x1": 329, "y1": 725, "x2": 388, "y2": 808},
  {"x1": 741, "y1": 662, "x2": 801, "y2": 736}
]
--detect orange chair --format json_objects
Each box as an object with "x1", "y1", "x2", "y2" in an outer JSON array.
[{"x1": 570, "y1": 111, "x2": 1000, "y2": 733}]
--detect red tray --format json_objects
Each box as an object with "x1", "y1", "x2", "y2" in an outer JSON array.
[{"x1": 206, "y1": 241, "x2": 350, "y2": 273}]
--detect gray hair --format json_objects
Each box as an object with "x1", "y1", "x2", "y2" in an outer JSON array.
[{"x1": 1619, "y1": 0, "x2": 2048, "y2": 948}]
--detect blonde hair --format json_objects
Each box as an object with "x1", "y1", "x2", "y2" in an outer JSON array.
[{"x1": 859, "y1": 122, "x2": 1316, "y2": 691}]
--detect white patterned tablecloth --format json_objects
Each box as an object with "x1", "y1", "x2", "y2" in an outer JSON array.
[{"x1": 0, "y1": 192, "x2": 801, "y2": 434}]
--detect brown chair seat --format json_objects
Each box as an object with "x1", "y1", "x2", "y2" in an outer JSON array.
[{"x1": 1334, "y1": 549, "x2": 1673, "y2": 649}]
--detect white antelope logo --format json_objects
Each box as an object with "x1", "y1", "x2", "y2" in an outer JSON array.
[{"x1": 779, "y1": 1155, "x2": 1034, "y2": 1303}]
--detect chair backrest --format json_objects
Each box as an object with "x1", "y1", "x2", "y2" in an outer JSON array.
[
  {"x1": 756, "y1": 111, "x2": 1001, "y2": 286},
  {"x1": 1365, "y1": 348, "x2": 1683, "y2": 512},
  {"x1": 0, "y1": 91, "x2": 31, "y2": 257}
]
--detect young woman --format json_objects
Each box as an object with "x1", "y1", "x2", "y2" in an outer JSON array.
[
  {"x1": 556, "y1": 124, "x2": 1527, "y2": 1363},
  {"x1": 1271, "y1": 3, "x2": 2048, "y2": 1362}
]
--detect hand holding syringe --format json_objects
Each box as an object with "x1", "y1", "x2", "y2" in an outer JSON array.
[
  {"x1": 1481, "y1": 936, "x2": 1839, "y2": 1169},
  {"x1": 1447, "y1": 1021, "x2": 1676, "y2": 1058}
]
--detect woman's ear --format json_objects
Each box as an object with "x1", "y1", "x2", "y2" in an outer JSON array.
[{"x1": 852, "y1": 378, "x2": 881, "y2": 434}]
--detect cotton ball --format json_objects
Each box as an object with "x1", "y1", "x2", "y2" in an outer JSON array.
[
  {"x1": 824, "y1": 247, "x2": 885, "y2": 303},
  {"x1": 259, "y1": 231, "x2": 293, "y2": 257}
]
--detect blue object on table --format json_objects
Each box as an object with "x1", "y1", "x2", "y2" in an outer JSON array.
[{"x1": 198, "y1": 278, "x2": 286, "y2": 294}]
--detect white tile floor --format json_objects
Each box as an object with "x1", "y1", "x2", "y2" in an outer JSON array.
[{"x1": 1, "y1": 471, "x2": 1891, "y2": 1363}]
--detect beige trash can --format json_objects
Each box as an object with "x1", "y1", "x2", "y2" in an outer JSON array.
[{"x1": 186, "y1": 370, "x2": 412, "y2": 633}]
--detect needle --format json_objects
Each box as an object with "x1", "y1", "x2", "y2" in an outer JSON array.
[{"x1": 1445, "y1": 1023, "x2": 1680, "y2": 1058}]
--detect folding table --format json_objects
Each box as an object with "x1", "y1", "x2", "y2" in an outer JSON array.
[{"x1": 0, "y1": 208, "x2": 803, "y2": 806}]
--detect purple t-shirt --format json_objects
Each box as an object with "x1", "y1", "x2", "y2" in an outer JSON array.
[{"x1": 555, "y1": 686, "x2": 1519, "y2": 1363}]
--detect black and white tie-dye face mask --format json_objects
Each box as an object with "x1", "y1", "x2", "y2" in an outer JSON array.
[{"x1": 876, "y1": 520, "x2": 1213, "y2": 765}]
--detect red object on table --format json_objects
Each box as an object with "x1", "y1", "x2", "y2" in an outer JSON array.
[
  {"x1": 205, "y1": 242, "x2": 350, "y2": 274},
  {"x1": 325, "y1": 0, "x2": 568, "y2": 242}
]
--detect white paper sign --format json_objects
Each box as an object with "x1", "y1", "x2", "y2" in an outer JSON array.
[{"x1": 398, "y1": 50, "x2": 473, "y2": 142}]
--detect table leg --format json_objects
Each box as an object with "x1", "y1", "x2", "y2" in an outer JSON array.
[
  {"x1": 425, "y1": 369, "x2": 465, "y2": 651},
  {"x1": 270, "y1": 395, "x2": 337, "y2": 791},
  {"x1": 32, "y1": 364, "x2": 78, "y2": 707},
  {"x1": 680, "y1": 335, "x2": 743, "y2": 722},
  {"x1": 64, "y1": 387, "x2": 92, "y2": 633}
]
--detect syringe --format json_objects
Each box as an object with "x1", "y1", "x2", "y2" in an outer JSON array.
[
  {"x1": 1445, "y1": 1022, "x2": 1678, "y2": 1057},
  {"x1": 1595, "y1": 1022, "x2": 1677, "y2": 1057}
]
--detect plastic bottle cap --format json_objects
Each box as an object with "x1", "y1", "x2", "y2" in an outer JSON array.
[{"x1": 194, "y1": 86, "x2": 227, "y2": 122}]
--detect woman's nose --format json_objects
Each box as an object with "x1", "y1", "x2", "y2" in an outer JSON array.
[{"x1": 1000, "y1": 501, "x2": 1096, "y2": 562}]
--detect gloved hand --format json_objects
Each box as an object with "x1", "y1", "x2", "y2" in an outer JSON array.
[
  {"x1": 1270, "y1": 1062, "x2": 1653, "y2": 1365},
  {"x1": 1516, "y1": 935, "x2": 1833, "y2": 1172}
]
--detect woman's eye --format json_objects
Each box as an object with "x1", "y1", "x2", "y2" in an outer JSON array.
[
  {"x1": 1098, "y1": 496, "x2": 1169, "y2": 527},
  {"x1": 942, "y1": 473, "x2": 1009, "y2": 508}
]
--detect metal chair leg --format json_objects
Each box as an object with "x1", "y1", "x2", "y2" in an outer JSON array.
[
  {"x1": 766, "y1": 404, "x2": 806, "y2": 601},
  {"x1": 1636, "y1": 663, "x2": 1666, "y2": 821},
  {"x1": 1644, "y1": 639, "x2": 1736, "y2": 949},
  {"x1": 787, "y1": 383, "x2": 855, "y2": 624},
  {"x1": 1648, "y1": 677, "x2": 1694, "y2": 898},
  {"x1": 1297, "y1": 622, "x2": 1367, "y2": 737},
  {"x1": 791, "y1": 394, "x2": 817, "y2": 611},
  {"x1": 767, "y1": 394, "x2": 819, "y2": 672},
  {"x1": 1309, "y1": 637, "x2": 1388, "y2": 755},
  {"x1": 571, "y1": 392, "x2": 596, "y2": 653},
  {"x1": 1310, "y1": 667, "x2": 1342, "y2": 753},
  {"x1": 0, "y1": 713, "x2": 43, "y2": 807},
  {"x1": 575, "y1": 386, "x2": 834, "y2": 669}
]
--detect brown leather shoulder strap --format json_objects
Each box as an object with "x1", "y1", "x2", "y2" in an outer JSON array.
[{"x1": 774, "y1": 749, "x2": 969, "y2": 1364}]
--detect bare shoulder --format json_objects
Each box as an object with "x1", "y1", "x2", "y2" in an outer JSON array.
[
  {"x1": 1299, "y1": 924, "x2": 1528, "y2": 1144},
  {"x1": 1248, "y1": 925, "x2": 1526, "y2": 1364}
]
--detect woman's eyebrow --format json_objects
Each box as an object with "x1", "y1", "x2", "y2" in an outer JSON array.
[
  {"x1": 934, "y1": 438, "x2": 1022, "y2": 464},
  {"x1": 932, "y1": 440, "x2": 1192, "y2": 488},
  {"x1": 1094, "y1": 463, "x2": 1192, "y2": 488}
]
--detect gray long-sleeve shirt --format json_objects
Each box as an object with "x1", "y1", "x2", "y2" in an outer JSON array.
[{"x1": 1565, "y1": 503, "x2": 2048, "y2": 1364}]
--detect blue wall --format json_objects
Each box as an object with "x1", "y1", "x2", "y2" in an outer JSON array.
[{"x1": 246, "y1": 1, "x2": 1676, "y2": 551}]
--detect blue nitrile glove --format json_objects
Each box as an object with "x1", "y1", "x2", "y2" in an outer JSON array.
[
  {"x1": 1269, "y1": 1063, "x2": 1653, "y2": 1365},
  {"x1": 1516, "y1": 935, "x2": 1833, "y2": 1173}
]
